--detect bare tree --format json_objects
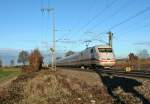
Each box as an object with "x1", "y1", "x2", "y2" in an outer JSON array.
[
  {"x1": 0, "y1": 59, "x2": 2, "y2": 67},
  {"x1": 138, "y1": 49, "x2": 149, "y2": 59},
  {"x1": 10, "y1": 60, "x2": 15, "y2": 66},
  {"x1": 128, "y1": 53, "x2": 138, "y2": 69},
  {"x1": 65, "y1": 51, "x2": 75, "y2": 57},
  {"x1": 18, "y1": 50, "x2": 29, "y2": 66}
]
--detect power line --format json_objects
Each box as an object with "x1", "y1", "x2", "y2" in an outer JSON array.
[
  {"x1": 123, "y1": 22, "x2": 150, "y2": 34},
  {"x1": 85, "y1": 31, "x2": 106, "y2": 39},
  {"x1": 77, "y1": 0, "x2": 119, "y2": 33},
  {"x1": 89, "y1": 0, "x2": 133, "y2": 31},
  {"x1": 109, "y1": 6, "x2": 150, "y2": 30}
]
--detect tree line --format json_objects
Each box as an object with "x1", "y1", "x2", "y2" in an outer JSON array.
[
  {"x1": 0, "y1": 49, "x2": 149, "y2": 69},
  {"x1": 0, "y1": 49, "x2": 43, "y2": 72}
]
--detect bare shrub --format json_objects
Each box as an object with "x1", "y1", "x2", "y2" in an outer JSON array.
[
  {"x1": 28, "y1": 49, "x2": 43, "y2": 72},
  {"x1": 22, "y1": 49, "x2": 43, "y2": 73},
  {"x1": 22, "y1": 66, "x2": 33, "y2": 73},
  {"x1": 128, "y1": 53, "x2": 139, "y2": 69}
]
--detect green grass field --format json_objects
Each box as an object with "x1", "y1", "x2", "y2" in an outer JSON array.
[{"x1": 0, "y1": 67, "x2": 21, "y2": 82}]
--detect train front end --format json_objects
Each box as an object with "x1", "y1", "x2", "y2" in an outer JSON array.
[{"x1": 96, "y1": 45, "x2": 116, "y2": 68}]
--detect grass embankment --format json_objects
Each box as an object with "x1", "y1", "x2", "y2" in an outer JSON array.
[{"x1": 0, "y1": 67, "x2": 21, "y2": 82}]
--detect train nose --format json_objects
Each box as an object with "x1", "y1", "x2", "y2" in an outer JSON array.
[{"x1": 99, "y1": 59, "x2": 116, "y2": 67}]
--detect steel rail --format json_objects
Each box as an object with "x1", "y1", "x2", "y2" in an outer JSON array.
[{"x1": 97, "y1": 69, "x2": 150, "y2": 79}]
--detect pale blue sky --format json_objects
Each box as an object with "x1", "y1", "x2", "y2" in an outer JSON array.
[{"x1": 0, "y1": 0, "x2": 150, "y2": 58}]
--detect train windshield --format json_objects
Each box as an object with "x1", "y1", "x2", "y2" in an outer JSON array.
[{"x1": 98, "y1": 48, "x2": 112, "y2": 53}]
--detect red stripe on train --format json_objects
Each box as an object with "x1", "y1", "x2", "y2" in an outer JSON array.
[{"x1": 96, "y1": 60, "x2": 115, "y2": 62}]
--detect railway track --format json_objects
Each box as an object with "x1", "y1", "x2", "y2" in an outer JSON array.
[
  {"x1": 97, "y1": 69, "x2": 150, "y2": 79},
  {"x1": 57, "y1": 67, "x2": 150, "y2": 79}
]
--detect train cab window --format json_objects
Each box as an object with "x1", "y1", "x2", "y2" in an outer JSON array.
[
  {"x1": 98, "y1": 48, "x2": 112, "y2": 53},
  {"x1": 81, "y1": 52, "x2": 83, "y2": 56}
]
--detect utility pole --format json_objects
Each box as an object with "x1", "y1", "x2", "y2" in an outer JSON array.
[
  {"x1": 107, "y1": 31, "x2": 113, "y2": 47},
  {"x1": 41, "y1": 7, "x2": 56, "y2": 70}
]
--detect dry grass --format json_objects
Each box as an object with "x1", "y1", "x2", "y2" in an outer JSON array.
[
  {"x1": 138, "y1": 59, "x2": 150, "y2": 70},
  {"x1": 0, "y1": 70, "x2": 112, "y2": 104},
  {"x1": 1, "y1": 68, "x2": 150, "y2": 104},
  {"x1": 58, "y1": 68, "x2": 104, "y2": 87},
  {"x1": 115, "y1": 59, "x2": 150, "y2": 70},
  {"x1": 114, "y1": 60, "x2": 128, "y2": 69}
]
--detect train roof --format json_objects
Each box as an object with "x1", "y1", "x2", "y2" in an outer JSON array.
[
  {"x1": 95, "y1": 45, "x2": 112, "y2": 48},
  {"x1": 57, "y1": 52, "x2": 79, "y2": 61},
  {"x1": 85, "y1": 45, "x2": 111, "y2": 49}
]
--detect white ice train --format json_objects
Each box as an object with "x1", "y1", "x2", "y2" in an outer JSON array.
[{"x1": 57, "y1": 45, "x2": 116, "y2": 68}]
